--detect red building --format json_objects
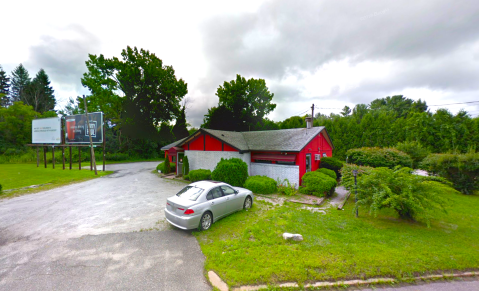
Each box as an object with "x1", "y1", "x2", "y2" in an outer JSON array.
[{"x1": 162, "y1": 123, "x2": 334, "y2": 187}]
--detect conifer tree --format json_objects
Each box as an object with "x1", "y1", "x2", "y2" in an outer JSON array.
[
  {"x1": 10, "y1": 64, "x2": 30, "y2": 104},
  {"x1": 24, "y1": 69, "x2": 56, "y2": 113},
  {"x1": 172, "y1": 105, "x2": 190, "y2": 140},
  {"x1": 0, "y1": 65, "x2": 10, "y2": 107}
]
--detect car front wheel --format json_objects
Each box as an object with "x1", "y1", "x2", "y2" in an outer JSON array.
[
  {"x1": 199, "y1": 212, "x2": 212, "y2": 231},
  {"x1": 243, "y1": 196, "x2": 252, "y2": 210}
]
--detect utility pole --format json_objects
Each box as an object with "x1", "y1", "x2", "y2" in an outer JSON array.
[
  {"x1": 311, "y1": 104, "x2": 314, "y2": 127},
  {"x1": 83, "y1": 95, "x2": 98, "y2": 175}
]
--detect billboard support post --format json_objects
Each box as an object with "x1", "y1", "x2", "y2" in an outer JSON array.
[
  {"x1": 83, "y1": 96, "x2": 98, "y2": 175},
  {"x1": 79, "y1": 147, "x2": 81, "y2": 170},
  {"x1": 61, "y1": 118, "x2": 65, "y2": 170},
  {"x1": 44, "y1": 147, "x2": 47, "y2": 168},
  {"x1": 36, "y1": 147, "x2": 39, "y2": 167},
  {"x1": 52, "y1": 146, "x2": 55, "y2": 169},
  {"x1": 69, "y1": 147, "x2": 72, "y2": 170},
  {"x1": 103, "y1": 119, "x2": 105, "y2": 172}
]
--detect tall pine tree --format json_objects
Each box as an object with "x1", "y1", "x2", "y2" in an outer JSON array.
[
  {"x1": 10, "y1": 64, "x2": 30, "y2": 103},
  {"x1": 24, "y1": 69, "x2": 56, "y2": 113},
  {"x1": 0, "y1": 65, "x2": 10, "y2": 107},
  {"x1": 172, "y1": 105, "x2": 190, "y2": 140}
]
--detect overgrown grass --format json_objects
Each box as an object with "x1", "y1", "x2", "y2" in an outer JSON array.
[
  {"x1": 0, "y1": 164, "x2": 113, "y2": 198},
  {"x1": 194, "y1": 191, "x2": 479, "y2": 288}
]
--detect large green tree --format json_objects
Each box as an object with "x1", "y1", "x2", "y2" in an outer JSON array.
[
  {"x1": 23, "y1": 69, "x2": 56, "y2": 113},
  {"x1": 172, "y1": 105, "x2": 190, "y2": 140},
  {"x1": 203, "y1": 74, "x2": 276, "y2": 131},
  {"x1": 0, "y1": 65, "x2": 10, "y2": 107},
  {"x1": 10, "y1": 64, "x2": 30, "y2": 104},
  {"x1": 82, "y1": 46, "x2": 187, "y2": 148}
]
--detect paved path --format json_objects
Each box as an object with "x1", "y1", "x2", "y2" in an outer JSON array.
[{"x1": 0, "y1": 162, "x2": 210, "y2": 291}]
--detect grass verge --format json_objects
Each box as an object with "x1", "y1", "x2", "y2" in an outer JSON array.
[
  {"x1": 193, "y1": 191, "x2": 479, "y2": 288},
  {"x1": 0, "y1": 164, "x2": 113, "y2": 198}
]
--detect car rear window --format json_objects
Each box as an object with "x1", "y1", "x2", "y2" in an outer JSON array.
[{"x1": 176, "y1": 186, "x2": 204, "y2": 201}]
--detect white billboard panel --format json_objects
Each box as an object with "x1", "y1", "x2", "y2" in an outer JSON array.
[{"x1": 32, "y1": 117, "x2": 62, "y2": 144}]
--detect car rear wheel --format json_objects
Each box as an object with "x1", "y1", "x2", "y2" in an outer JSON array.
[
  {"x1": 243, "y1": 196, "x2": 252, "y2": 210},
  {"x1": 199, "y1": 212, "x2": 212, "y2": 231}
]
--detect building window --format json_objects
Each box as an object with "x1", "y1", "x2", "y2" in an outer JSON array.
[
  {"x1": 254, "y1": 160, "x2": 272, "y2": 164},
  {"x1": 276, "y1": 161, "x2": 295, "y2": 165},
  {"x1": 306, "y1": 154, "x2": 311, "y2": 172},
  {"x1": 172, "y1": 156, "x2": 176, "y2": 162}
]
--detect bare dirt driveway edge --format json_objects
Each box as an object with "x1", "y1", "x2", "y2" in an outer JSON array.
[{"x1": 0, "y1": 162, "x2": 211, "y2": 291}]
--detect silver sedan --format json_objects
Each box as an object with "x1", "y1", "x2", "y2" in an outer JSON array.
[{"x1": 164, "y1": 180, "x2": 254, "y2": 230}]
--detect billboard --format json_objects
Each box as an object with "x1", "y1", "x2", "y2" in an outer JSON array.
[
  {"x1": 65, "y1": 112, "x2": 103, "y2": 144},
  {"x1": 32, "y1": 117, "x2": 62, "y2": 144}
]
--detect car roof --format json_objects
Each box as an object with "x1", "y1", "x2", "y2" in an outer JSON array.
[{"x1": 188, "y1": 180, "x2": 227, "y2": 189}]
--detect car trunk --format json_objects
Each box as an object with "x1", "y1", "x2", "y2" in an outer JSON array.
[{"x1": 166, "y1": 196, "x2": 198, "y2": 217}]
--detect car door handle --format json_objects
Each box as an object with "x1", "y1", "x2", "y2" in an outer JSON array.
[
  {"x1": 226, "y1": 197, "x2": 230, "y2": 200},
  {"x1": 211, "y1": 202, "x2": 214, "y2": 205}
]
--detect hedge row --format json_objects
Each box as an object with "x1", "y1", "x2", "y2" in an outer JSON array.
[
  {"x1": 244, "y1": 176, "x2": 277, "y2": 194},
  {"x1": 188, "y1": 169, "x2": 212, "y2": 182},
  {"x1": 212, "y1": 158, "x2": 248, "y2": 187},
  {"x1": 420, "y1": 152, "x2": 479, "y2": 194},
  {"x1": 319, "y1": 157, "x2": 343, "y2": 178},
  {"x1": 346, "y1": 147, "x2": 412, "y2": 168}
]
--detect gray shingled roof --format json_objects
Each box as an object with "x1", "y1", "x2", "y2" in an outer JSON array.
[
  {"x1": 243, "y1": 127, "x2": 324, "y2": 151},
  {"x1": 160, "y1": 136, "x2": 189, "y2": 151},
  {"x1": 163, "y1": 127, "x2": 329, "y2": 152},
  {"x1": 202, "y1": 129, "x2": 249, "y2": 151}
]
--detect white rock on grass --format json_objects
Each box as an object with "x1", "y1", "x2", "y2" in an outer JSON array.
[{"x1": 283, "y1": 233, "x2": 303, "y2": 241}]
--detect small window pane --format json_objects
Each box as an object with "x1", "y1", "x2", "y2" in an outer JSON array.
[{"x1": 211, "y1": 187, "x2": 223, "y2": 199}]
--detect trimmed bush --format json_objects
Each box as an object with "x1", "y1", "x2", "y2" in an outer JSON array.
[
  {"x1": 244, "y1": 176, "x2": 277, "y2": 194},
  {"x1": 299, "y1": 171, "x2": 337, "y2": 197},
  {"x1": 346, "y1": 147, "x2": 413, "y2": 168},
  {"x1": 157, "y1": 161, "x2": 176, "y2": 173},
  {"x1": 212, "y1": 158, "x2": 249, "y2": 187},
  {"x1": 182, "y1": 156, "x2": 190, "y2": 175},
  {"x1": 188, "y1": 169, "x2": 212, "y2": 182},
  {"x1": 395, "y1": 141, "x2": 430, "y2": 169},
  {"x1": 316, "y1": 168, "x2": 337, "y2": 180},
  {"x1": 319, "y1": 157, "x2": 344, "y2": 178},
  {"x1": 420, "y1": 152, "x2": 479, "y2": 194}
]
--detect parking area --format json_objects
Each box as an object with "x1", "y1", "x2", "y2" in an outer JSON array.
[{"x1": 0, "y1": 162, "x2": 211, "y2": 290}]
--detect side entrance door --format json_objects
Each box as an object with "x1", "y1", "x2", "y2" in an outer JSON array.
[
  {"x1": 306, "y1": 154, "x2": 311, "y2": 172},
  {"x1": 177, "y1": 152, "x2": 184, "y2": 175}
]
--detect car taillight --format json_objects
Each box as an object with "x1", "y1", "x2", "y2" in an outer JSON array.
[
  {"x1": 167, "y1": 202, "x2": 171, "y2": 205},
  {"x1": 184, "y1": 209, "x2": 194, "y2": 215}
]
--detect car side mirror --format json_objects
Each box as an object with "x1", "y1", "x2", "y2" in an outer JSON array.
[{"x1": 234, "y1": 190, "x2": 239, "y2": 195}]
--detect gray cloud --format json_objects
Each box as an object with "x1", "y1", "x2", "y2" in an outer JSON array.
[
  {"x1": 26, "y1": 24, "x2": 101, "y2": 92},
  {"x1": 198, "y1": 0, "x2": 479, "y2": 119}
]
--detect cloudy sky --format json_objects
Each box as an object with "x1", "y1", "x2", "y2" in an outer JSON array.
[{"x1": 2, "y1": 0, "x2": 479, "y2": 126}]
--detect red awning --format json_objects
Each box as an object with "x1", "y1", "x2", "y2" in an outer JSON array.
[
  {"x1": 252, "y1": 153, "x2": 296, "y2": 162},
  {"x1": 168, "y1": 146, "x2": 184, "y2": 155}
]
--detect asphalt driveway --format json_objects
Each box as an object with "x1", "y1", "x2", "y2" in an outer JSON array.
[{"x1": 0, "y1": 162, "x2": 211, "y2": 291}]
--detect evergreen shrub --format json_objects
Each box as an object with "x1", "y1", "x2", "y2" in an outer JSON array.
[
  {"x1": 395, "y1": 141, "x2": 430, "y2": 168},
  {"x1": 346, "y1": 147, "x2": 412, "y2": 168},
  {"x1": 212, "y1": 158, "x2": 249, "y2": 187},
  {"x1": 188, "y1": 169, "x2": 212, "y2": 182},
  {"x1": 157, "y1": 160, "x2": 176, "y2": 173},
  {"x1": 244, "y1": 176, "x2": 277, "y2": 194},
  {"x1": 420, "y1": 152, "x2": 479, "y2": 194},
  {"x1": 299, "y1": 171, "x2": 337, "y2": 197},
  {"x1": 340, "y1": 163, "x2": 374, "y2": 191},
  {"x1": 319, "y1": 157, "x2": 344, "y2": 178},
  {"x1": 182, "y1": 156, "x2": 190, "y2": 175},
  {"x1": 316, "y1": 168, "x2": 337, "y2": 180}
]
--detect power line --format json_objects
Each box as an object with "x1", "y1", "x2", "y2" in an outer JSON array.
[{"x1": 429, "y1": 100, "x2": 479, "y2": 106}]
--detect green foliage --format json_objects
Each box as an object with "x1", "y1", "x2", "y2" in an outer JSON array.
[
  {"x1": 182, "y1": 155, "x2": 189, "y2": 175},
  {"x1": 420, "y1": 152, "x2": 479, "y2": 194},
  {"x1": 172, "y1": 105, "x2": 189, "y2": 140},
  {"x1": 158, "y1": 159, "x2": 175, "y2": 174},
  {"x1": 184, "y1": 174, "x2": 189, "y2": 181},
  {"x1": 395, "y1": 141, "x2": 430, "y2": 168},
  {"x1": 23, "y1": 69, "x2": 56, "y2": 113},
  {"x1": 340, "y1": 163, "x2": 374, "y2": 191},
  {"x1": 9, "y1": 64, "x2": 30, "y2": 103},
  {"x1": 105, "y1": 153, "x2": 129, "y2": 161},
  {"x1": 299, "y1": 171, "x2": 337, "y2": 197},
  {"x1": 276, "y1": 178, "x2": 297, "y2": 196},
  {"x1": 211, "y1": 157, "x2": 249, "y2": 187},
  {"x1": 316, "y1": 168, "x2": 337, "y2": 180},
  {"x1": 351, "y1": 167, "x2": 455, "y2": 226},
  {"x1": 319, "y1": 157, "x2": 343, "y2": 178},
  {"x1": 202, "y1": 74, "x2": 276, "y2": 131},
  {"x1": 0, "y1": 65, "x2": 10, "y2": 107},
  {"x1": 188, "y1": 169, "x2": 212, "y2": 182},
  {"x1": 347, "y1": 147, "x2": 413, "y2": 168},
  {"x1": 0, "y1": 183, "x2": 2, "y2": 192},
  {"x1": 244, "y1": 176, "x2": 277, "y2": 194}
]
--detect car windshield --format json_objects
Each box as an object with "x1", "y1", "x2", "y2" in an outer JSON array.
[{"x1": 176, "y1": 186, "x2": 204, "y2": 201}]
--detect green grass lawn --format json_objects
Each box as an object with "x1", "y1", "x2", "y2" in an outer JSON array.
[
  {"x1": 194, "y1": 191, "x2": 479, "y2": 288},
  {"x1": 0, "y1": 164, "x2": 113, "y2": 198}
]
